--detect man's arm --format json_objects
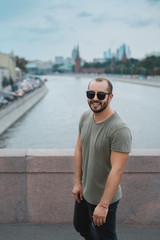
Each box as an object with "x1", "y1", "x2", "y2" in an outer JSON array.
[
  {"x1": 72, "y1": 133, "x2": 83, "y2": 203},
  {"x1": 93, "y1": 151, "x2": 129, "y2": 226}
]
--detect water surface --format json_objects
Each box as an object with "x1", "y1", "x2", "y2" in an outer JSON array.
[{"x1": 0, "y1": 75, "x2": 159, "y2": 149}]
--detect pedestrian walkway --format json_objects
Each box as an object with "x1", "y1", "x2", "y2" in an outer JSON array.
[{"x1": 0, "y1": 224, "x2": 159, "y2": 240}]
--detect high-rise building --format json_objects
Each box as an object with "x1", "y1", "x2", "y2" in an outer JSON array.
[
  {"x1": 108, "y1": 48, "x2": 112, "y2": 59},
  {"x1": 117, "y1": 44, "x2": 131, "y2": 60},
  {"x1": 104, "y1": 44, "x2": 131, "y2": 61},
  {"x1": 104, "y1": 51, "x2": 107, "y2": 59},
  {"x1": 104, "y1": 48, "x2": 116, "y2": 59},
  {"x1": 72, "y1": 47, "x2": 77, "y2": 63},
  {"x1": 54, "y1": 56, "x2": 64, "y2": 64}
]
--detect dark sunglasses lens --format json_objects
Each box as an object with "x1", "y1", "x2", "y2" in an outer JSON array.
[
  {"x1": 86, "y1": 91, "x2": 95, "y2": 99},
  {"x1": 97, "y1": 92, "x2": 106, "y2": 100}
]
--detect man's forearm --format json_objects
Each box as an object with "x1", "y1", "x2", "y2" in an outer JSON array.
[
  {"x1": 73, "y1": 138, "x2": 83, "y2": 202},
  {"x1": 99, "y1": 168, "x2": 123, "y2": 207},
  {"x1": 74, "y1": 134, "x2": 83, "y2": 184},
  {"x1": 99, "y1": 151, "x2": 129, "y2": 207},
  {"x1": 74, "y1": 149, "x2": 82, "y2": 184}
]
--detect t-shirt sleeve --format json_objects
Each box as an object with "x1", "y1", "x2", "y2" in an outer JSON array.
[
  {"x1": 111, "y1": 127, "x2": 132, "y2": 153},
  {"x1": 79, "y1": 110, "x2": 91, "y2": 134},
  {"x1": 79, "y1": 114, "x2": 83, "y2": 134},
  {"x1": 79, "y1": 111, "x2": 87, "y2": 134}
]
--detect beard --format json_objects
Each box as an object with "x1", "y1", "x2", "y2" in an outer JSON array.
[{"x1": 88, "y1": 98, "x2": 109, "y2": 113}]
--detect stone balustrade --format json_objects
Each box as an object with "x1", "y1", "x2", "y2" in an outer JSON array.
[{"x1": 0, "y1": 149, "x2": 159, "y2": 225}]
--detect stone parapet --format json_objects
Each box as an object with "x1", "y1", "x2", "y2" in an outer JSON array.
[{"x1": 0, "y1": 149, "x2": 159, "y2": 225}]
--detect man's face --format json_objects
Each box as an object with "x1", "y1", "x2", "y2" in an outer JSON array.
[{"x1": 87, "y1": 80, "x2": 112, "y2": 113}]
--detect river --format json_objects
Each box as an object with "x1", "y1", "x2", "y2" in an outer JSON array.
[{"x1": 0, "y1": 74, "x2": 160, "y2": 149}]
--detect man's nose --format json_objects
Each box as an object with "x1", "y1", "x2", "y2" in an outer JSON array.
[{"x1": 93, "y1": 93, "x2": 98, "y2": 100}]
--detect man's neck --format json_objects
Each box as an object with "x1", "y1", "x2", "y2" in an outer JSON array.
[{"x1": 93, "y1": 108, "x2": 115, "y2": 123}]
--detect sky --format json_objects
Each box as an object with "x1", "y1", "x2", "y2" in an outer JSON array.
[{"x1": 0, "y1": 0, "x2": 160, "y2": 62}]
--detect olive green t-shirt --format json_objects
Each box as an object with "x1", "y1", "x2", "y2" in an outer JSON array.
[{"x1": 79, "y1": 110, "x2": 132, "y2": 205}]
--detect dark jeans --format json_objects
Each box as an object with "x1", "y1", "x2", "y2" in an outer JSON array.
[{"x1": 73, "y1": 198, "x2": 119, "y2": 240}]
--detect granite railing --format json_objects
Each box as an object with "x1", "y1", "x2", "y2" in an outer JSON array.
[{"x1": 0, "y1": 149, "x2": 159, "y2": 225}]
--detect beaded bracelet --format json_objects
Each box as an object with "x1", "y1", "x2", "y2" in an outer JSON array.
[{"x1": 99, "y1": 204, "x2": 109, "y2": 210}]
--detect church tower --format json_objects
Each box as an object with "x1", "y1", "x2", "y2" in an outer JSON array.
[
  {"x1": 122, "y1": 48, "x2": 127, "y2": 62},
  {"x1": 74, "y1": 46, "x2": 81, "y2": 73}
]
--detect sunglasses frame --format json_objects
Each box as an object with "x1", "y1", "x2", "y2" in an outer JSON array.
[{"x1": 86, "y1": 91, "x2": 111, "y2": 100}]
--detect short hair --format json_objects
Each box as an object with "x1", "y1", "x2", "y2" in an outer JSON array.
[{"x1": 88, "y1": 78, "x2": 113, "y2": 93}]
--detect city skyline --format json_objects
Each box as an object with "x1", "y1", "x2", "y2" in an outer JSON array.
[{"x1": 0, "y1": 0, "x2": 160, "y2": 61}]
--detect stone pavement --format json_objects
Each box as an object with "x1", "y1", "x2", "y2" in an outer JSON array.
[{"x1": 0, "y1": 224, "x2": 159, "y2": 240}]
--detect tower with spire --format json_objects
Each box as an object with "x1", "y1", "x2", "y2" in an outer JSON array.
[
  {"x1": 122, "y1": 48, "x2": 127, "y2": 62},
  {"x1": 74, "y1": 45, "x2": 81, "y2": 73}
]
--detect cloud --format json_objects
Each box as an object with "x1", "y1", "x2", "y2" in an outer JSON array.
[
  {"x1": 17, "y1": 20, "x2": 60, "y2": 38},
  {"x1": 127, "y1": 17, "x2": 154, "y2": 28},
  {"x1": 77, "y1": 11, "x2": 92, "y2": 18},
  {"x1": 92, "y1": 15, "x2": 105, "y2": 23},
  {"x1": 49, "y1": 3, "x2": 73, "y2": 10},
  {"x1": 147, "y1": 0, "x2": 160, "y2": 3},
  {"x1": 91, "y1": 14, "x2": 156, "y2": 28},
  {"x1": 0, "y1": 0, "x2": 38, "y2": 22}
]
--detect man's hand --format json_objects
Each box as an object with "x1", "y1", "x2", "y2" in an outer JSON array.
[
  {"x1": 93, "y1": 205, "x2": 108, "y2": 226},
  {"x1": 72, "y1": 183, "x2": 83, "y2": 203}
]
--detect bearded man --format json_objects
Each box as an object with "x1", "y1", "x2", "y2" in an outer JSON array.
[{"x1": 72, "y1": 78, "x2": 132, "y2": 240}]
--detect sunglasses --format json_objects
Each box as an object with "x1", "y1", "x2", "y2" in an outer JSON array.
[{"x1": 86, "y1": 91, "x2": 111, "y2": 100}]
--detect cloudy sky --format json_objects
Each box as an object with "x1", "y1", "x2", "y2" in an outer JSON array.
[{"x1": 0, "y1": 0, "x2": 160, "y2": 62}]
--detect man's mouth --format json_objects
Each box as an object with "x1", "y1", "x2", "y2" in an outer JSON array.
[{"x1": 92, "y1": 102, "x2": 101, "y2": 106}]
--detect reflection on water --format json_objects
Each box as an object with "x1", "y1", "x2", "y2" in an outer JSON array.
[{"x1": 0, "y1": 75, "x2": 160, "y2": 149}]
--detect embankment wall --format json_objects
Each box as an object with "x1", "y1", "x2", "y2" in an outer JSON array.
[
  {"x1": 0, "y1": 85, "x2": 48, "y2": 135},
  {"x1": 0, "y1": 149, "x2": 159, "y2": 225}
]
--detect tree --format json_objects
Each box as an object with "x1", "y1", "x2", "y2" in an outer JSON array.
[{"x1": 15, "y1": 56, "x2": 28, "y2": 73}]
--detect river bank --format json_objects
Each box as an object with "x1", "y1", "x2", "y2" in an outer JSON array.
[
  {"x1": 50, "y1": 73, "x2": 160, "y2": 88},
  {"x1": 108, "y1": 74, "x2": 160, "y2": 88},
  {"x1": 0, "y1": 84, "x2": 48, "y2": 135}
]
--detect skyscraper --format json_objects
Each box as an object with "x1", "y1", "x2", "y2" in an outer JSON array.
[{"x1": 72, "y1": 47, "x2": 77, "y2": 64}]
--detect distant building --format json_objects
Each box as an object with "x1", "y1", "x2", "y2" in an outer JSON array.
[
  {"x1": 74, "y1": 46, "x2": 105, "y2": 74},
  {"x1": 145, "y1": 52, "x2": 160, "y2": 57},
  {"x1": 54, "y1": 56, "x2": 64, "y2": 65},
  {"x1": 121, "y1": 49, "x2": 127, "y2": 62},
  {"x1": 104, "y1": 51, "x2": 107, "y2": 59},
  {"x1": 26, "y1": 60, "x2": 53, "y2": 75},
  {"x1": 117, "y1": 44, "x2": 125, "y2": 60},
  {"x1": 56, "y1": 64, "x2": 73, "y2": 73},
  {"x1": 55, "y1": 52, "x2": 76, "y2": 65},
  {"x1": 117, "y1": 44, "x2": 131, "y2": 60},
  {"x1": 93, "y1": 58, "x2": 106, "y2": 63},
  {"x1": 104, "y1": 44, "x2": 131, "y2": 61},
  {"x1": 74, "y1": 46, "x2": 81, "y2": 73},
  {"x1": 0, "y1": 51, "x2": 16, "y2": 89},
  {"x1": 104, "y1": 48, "x2": 116, "y2": 59},
  {"x1": 64, "y1": 57, "x2": 73, "y2": 65},
  {"x1": 72, "y1": 47, "x2": 77, "y2": 63}
]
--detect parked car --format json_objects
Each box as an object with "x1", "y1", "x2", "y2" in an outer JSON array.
[
  {"x1": 0, "y1": 96, "x2": 8, "y2": 107},
  {"x1": 3, "y1": 91, "x2": 17, "y2": 101},
  {"x1": 11, "y1": 84, "x2": 18, "y2": 91},
  {"x1": 16, "y1": 89, "x2": 25, "y2": 97}
]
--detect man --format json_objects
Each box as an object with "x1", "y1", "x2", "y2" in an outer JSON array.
[{"x1": 72, "y1": 78, "x2": 132, "y2": 240}]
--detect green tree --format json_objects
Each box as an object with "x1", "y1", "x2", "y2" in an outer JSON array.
[{"x1": 15, "y1": 56, "x2": 28, "y2": 73}]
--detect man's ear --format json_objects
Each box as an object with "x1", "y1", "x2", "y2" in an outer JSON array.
[{"x1": 108, "y1": 94, "x2": 113, "y2": 103}]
